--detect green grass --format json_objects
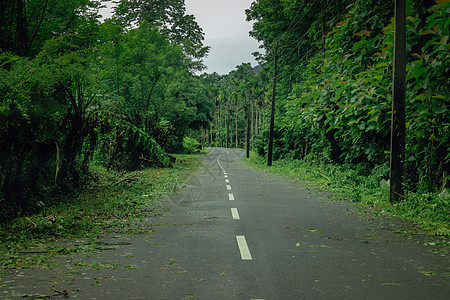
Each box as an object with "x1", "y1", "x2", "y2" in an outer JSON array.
[
  {"x1": 0, "y1": 154, "x2": 202, "y2": 269},
  {"x1": 243, "y1": 152, "x2": 449, "y2": 236}
]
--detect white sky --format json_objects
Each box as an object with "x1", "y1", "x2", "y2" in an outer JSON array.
[
  {"x1": 185, "y1": 0, "x2": 261, "y2": 75},
  {"x1": 100, "y1": 0, "x2": 261, "y2": 75}
]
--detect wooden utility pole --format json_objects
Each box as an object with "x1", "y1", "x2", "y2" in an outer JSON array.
[
  {"x1": 389, "y1": 0, "x2": 406, "y2": 202},
  {"x1": 226, "y1": 104, "x2": 230, "y2": 148},
  {"x1": 267, "y1": 42, "x2": 278, "y2": 166},
  {"x1": 246, "y1": 98, "x2": 251, "y2": 158}
]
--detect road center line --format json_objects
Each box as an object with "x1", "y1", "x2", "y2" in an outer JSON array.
[
  {"x1": 224, "y1": 175, "x2": 228, "y2": 178},
  {"x1": 226, "y1": 185, "x2": 231, "y2": 190},
  {"x1": 228, "y1": 193, "x2": 234, "y2": 201},
  {"x1": 216, "y1": 150, "x2": 229, "y2": 172},
  {"x1": 225, "y1": 179, "x2": 230, "y2": 183},
  {"x1": 231, "y1": 208, "x2": 240, "y2": 220},
  {"x1": 236, "y1": 236, "x2": 252, "y2": 260}
]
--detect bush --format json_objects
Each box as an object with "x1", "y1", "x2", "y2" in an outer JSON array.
[{"x1": 182, "y1": 136, "x2": 201, "y2": 154}]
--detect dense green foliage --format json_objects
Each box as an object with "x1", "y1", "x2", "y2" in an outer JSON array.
[
  {"x1": 208, "y1": 0, "x2": 448, "y2": 196},
  {"x1": 0, "y1": 0, "x2": 213, "y2": 221},
  {"x1": 1, "y1": 0, "x2": 448, "y2": 226}
]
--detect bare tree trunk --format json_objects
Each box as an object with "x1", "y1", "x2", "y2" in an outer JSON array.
[
  {"x1": 146, "y1": 73, "x2": 161, "y2": 112},
  {"x1": 256, "y1": 105, "x2": 260, "y2": 136},
  {"x1": 217, "y1": 104, "x2": 221, "y2": 146},
  {"x1": 210, "y1": 122, "x2": 213, "y2": 145}
]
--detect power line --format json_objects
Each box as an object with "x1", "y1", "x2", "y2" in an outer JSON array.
[
  {"x1": 278, "y1": 2, "x2": 349, "y2": 79},
  {"x1": 265, "y1": 0, "x2": 348, "y2": 80},
  {"x1": 275, "y1": 0, "x2": 320, "y2": 45},
  {"x1": 282, "y1": 0, "x2": 336, "y2": 50}
]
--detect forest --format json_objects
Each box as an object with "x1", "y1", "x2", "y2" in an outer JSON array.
[
  {"x1": 0, "y1": 0, "x2": 449, "y2": 228},
  {"x1": 206, "y1": 0, "x2": 448, "y2": 194},
  {"x1": 0, "y1": 0, "x2": 214, "y2": 221}
]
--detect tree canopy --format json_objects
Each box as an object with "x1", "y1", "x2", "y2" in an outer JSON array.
[
  {"x1": 0, "y1": 0, "x2": 212, "y2": 221},
  {"x1": 209, "y1": 0, "x2": 449, "y2": 195}
]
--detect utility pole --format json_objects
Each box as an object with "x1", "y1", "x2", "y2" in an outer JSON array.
[
  {"x1": 389, "y1": 0, "x2": 406, "y2": 202},
  {"x1": 246, "y1": 97, "x2": 251, "y2": 158},
  {"x1": 267, "y1": 42, "x2": 278, "y2": 166}
]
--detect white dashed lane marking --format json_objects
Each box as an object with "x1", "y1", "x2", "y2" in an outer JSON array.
[
  {"x1": 225, "y1": 179, "x2": 230, "y2": 183},
  {"x1": 226, "y1": 185, "x2": 232, "y2": 190},
  {"x1": 228, "y1": 193, "x2": 234, "y2": 201},
  {"x1": 231, "y1": 208, "x2": 240, "y2": 220},
  {"x1": 236, "y1": 236, "x2": 252, "y2": 260}
]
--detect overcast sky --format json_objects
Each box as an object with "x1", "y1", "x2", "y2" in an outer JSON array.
[
  {"x1": 100, "y1": 0, "x2": 261, "y2": 75},
  {"x1": 185, "y1": 0, "x2": 261, "y2": 75}
]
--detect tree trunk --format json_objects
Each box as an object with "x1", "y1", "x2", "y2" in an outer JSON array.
[
  {"x1": 146, "y1": 73, "x2": 161, "y2": 112},
  {"x1": 16, "y1": 0, "x2": 28, "y2": 56}
]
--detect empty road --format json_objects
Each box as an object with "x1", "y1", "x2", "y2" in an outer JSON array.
[{"x1": 2, "y1": 148, "x2": 449, "y2": 299}]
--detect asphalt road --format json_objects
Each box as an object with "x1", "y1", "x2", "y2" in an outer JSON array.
[{"x1": 1, "y1": 148, "x2": 449, "y2": 299}]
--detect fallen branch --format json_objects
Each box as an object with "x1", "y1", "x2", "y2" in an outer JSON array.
[
  {"x1": 114, "y1": 172, "x2": 142, "y2": 185},
  {"x1": 26, "y1": 217, "x2": 37, "y2": 228},
  {"x1": 139, "y1": 153, "x2": 165, "y2": 168},
  {"x1": 312, "y1": 171, "x2": 332, "y2": 182},
  {"x1": 20, "y1": 251, "x2": 52, "y2": 254},
  {"x1": 22, "y1": 287, "x2": 69, "y2": 299}
]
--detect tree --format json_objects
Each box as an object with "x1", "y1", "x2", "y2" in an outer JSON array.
[
  {"x1": 244, "y1": 0, "x2": 449, "y2": 192},
  {"x1": 114, "y1": 0, "x2": 209, "y2": 69},
  {"x1": 0, "y1": 0, "x2": 102, "y2": 56},
  {"x1": 0, "y1": 0, "x2": 215, "y2": 221}
]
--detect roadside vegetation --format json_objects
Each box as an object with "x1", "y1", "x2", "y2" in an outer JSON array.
[
  {"x1": 206, "y1": 0, "x2": 448, "y2": 236},
  {"x1": 0, "y1": 0, "x2": 213, "y2": 224},
  {"x1": 244, "y1": 152, "x2": 449, "y2": 236},
  {"x1": 0, "y1": 153, "x2": 204, "y2": 270},
  {"x1": 1, "y1": 0, "x2": 449, "y2": 272}
]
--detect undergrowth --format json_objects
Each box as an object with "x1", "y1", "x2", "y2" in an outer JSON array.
[
  {"x1": 0, "y1": 152, "x2": 204, "y2": 269},
  {"x1": 244, "y1": 152, "x2": 449, "y2": 236}
]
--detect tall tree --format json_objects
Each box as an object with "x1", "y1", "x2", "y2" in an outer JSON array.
[
  {"x1": 114, "y1": 0, "x2": 209, "y2": 69},
  {"x1": 0, "y1": 0, "x2": 102, "y2": 56}
]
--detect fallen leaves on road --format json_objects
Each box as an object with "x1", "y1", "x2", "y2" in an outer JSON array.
[{"x1": 192, "y1": 278, "x2": 206, "y2": 281}]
